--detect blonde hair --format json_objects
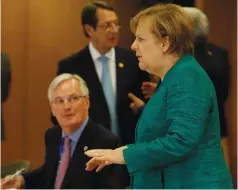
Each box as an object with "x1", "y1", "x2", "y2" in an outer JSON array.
[
  {"x1": 48, "y1": 73, "x2": 89, "y2": 102},
  {"x1": 130, "y1": 3, "x2": 194, "y2": 56}
]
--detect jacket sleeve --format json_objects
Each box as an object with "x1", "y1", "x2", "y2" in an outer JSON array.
[
  {"x1": 94, "y1": 136, "x2": 128, "y2": 188},
  {"x1": 23, "y1": 131, "x2": 49, "y2": 188},
  {"x1": 123, "y1": 76, "x2": 212, "y2": 173}
]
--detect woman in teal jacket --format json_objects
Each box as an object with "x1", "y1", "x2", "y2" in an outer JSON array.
[{"x1": 85, "y1": 3, "x2": 233, "y2": 189}]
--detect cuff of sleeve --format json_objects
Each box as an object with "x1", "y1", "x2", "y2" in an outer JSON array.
[{"x1": 123, "y1": 144, "x2": 137, "y2": 174}]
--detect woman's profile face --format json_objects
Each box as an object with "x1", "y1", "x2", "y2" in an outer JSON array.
[{"x1": 131, "y1": 18, "x2": 164, "y2": 75}]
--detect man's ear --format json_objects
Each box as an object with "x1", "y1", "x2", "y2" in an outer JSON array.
[
  {"x1": 161, "y1": 36, "x2": 171, "y2": 53},
  {"x1": 85, "y1": 96, "x2": 90, "y2": 109},
  {"x1": 84, "y1": 24, "x2": 94, "y2": 37},
  {"x1": 50, "y1": 103, "x2": 56, "y2": 116}
]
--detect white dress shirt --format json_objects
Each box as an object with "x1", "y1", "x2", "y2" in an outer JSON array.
[{"x1": 89, "y1": 42, "x2": 117, "y2": 96}]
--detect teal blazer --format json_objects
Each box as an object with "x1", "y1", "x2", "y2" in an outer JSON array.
[{"x1": 123, "y1": 55, "x2": 232, "y2": 189}]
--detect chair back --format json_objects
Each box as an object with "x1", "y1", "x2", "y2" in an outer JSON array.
[{"x1": 1, "y1": 160, "x2": 30, "y2": 178}]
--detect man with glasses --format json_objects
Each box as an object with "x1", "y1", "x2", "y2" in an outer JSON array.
[
  {"x1": 55, "y1": 1, "x2": 148, "y2": 145},
  {"x1": 1, "y1": 74, "x2": 127, "y2": 189}
]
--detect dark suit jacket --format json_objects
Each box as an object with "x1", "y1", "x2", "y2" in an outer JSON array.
[
  {"x1": 54, "y1": 46, "x2": 148, "y2": 144},
  {"x1": 194, "y1": 42, "x2": 230, "y2": 137},
  {"x1": 23, "y1": 119, "x2": 127, "y2": 189},
  {"x1": 1, "y1": 52, "x2": 11, "y2": 140},
  {"x1": 1, "y1": 53, "x2": 11, "y2": 102}
]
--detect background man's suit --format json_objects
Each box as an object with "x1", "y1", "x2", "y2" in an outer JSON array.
[
  {"x1": 194, "y1": 42, "x2": 230, "y2": 137},
  {"x1": 1, "y1": 52, "x2": 11, "y2": 140},
  {"x1": 53, "y1": 46, "x2": 148, "y2": 144},
  {"x1": 23, "y1": 119, "x2": 127, "y2": 189}
]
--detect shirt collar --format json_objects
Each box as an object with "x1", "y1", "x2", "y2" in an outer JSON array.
[
  {"x1": 89, "y1": 42, "x2": 115, "y2": 62},
  {"x1": 62, "y1": 116, "x2": 89, "y2": 143}
]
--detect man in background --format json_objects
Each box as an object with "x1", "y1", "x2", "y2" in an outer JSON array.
[
  {"x1": 54, "y1": 1, "x2": 148, "y2": 145},
  {"x1": 1, "y1": 52, "x2": 11, "y2": 140},
  {"x1": 184, "y1": 7, "x2": 230, "y2": 167}
]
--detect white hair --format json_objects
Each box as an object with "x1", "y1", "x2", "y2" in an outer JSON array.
[
  {"x1": 183, "y1": 7, "x2": 209, "y2": 39},
  {"x1": 47, "y1": 73, "x2": 89, "y2": 101}
]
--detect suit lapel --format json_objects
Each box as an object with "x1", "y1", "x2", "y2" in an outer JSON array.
[
  {"x1": 86, "y1": 46, "x2": 126, "y2": 104},
  {"x1": 115, "y1": 47, "x2": 126, "y2": 104},
  {"x1": 81, "y1": 47, "x2": 102, "y2": 90},
  {"x1": 60, "y1": 120, "x2": 95, "y2": 188},
  {"x1": 82, "y1": 47, "x2": 108, "y2": 105}
]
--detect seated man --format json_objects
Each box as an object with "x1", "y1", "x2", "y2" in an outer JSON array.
[{"x1": 1, "y1": 73, "x2": 127, "y2": 189}]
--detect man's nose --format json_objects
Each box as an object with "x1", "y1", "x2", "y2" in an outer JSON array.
[
  {"x1": 63, "y1": 101, "x2": 72, "y2": 109},
  {"x1": 110, "y1": 23, "x2": 119, "y2": 33}
]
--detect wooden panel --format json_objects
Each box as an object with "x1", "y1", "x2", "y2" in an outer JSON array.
[
  {"x1": 1, "y1": 0, "x2": 28, "y2": 164},
  {"x1": 195, "y1": 0, "x2": 204, "y2": 11},
  {"x1": 25, "y1": 0, "x2": 90, "y2": 169},
  {"x1": 110, "y1": 0, "x2": 140, "y2": 49},
  {"x1": 203, "y1": 0, "x2": 237, "y2": 187}
]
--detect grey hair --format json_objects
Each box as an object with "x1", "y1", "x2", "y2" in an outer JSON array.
[
  {"x1": 183, "y1": 7, "x2": 209, "y2": 40},
  {"x1": 47, "y1": 73, "x2": 89, "y2": 102}
]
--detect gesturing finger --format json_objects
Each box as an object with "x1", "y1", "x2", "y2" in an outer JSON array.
[
  {"x1": 96, "y1": 161, "x2": 110, "y2": 172},
  {"x1": 85, "y1": 149, "x2": 110, "y2": 157},
  {"x1": 85, "y1": 157, "x2": 108, "y2": 171}
]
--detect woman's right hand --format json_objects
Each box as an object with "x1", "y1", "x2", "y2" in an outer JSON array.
[{"x1": 0, "y1": 175, "x2": 24, "y2": 189}]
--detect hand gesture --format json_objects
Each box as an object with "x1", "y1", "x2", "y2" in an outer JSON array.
[
  {"x1": 85, "y1": 146, "x2": 127, "y2": 172},
  {"x1": 0, "y1": 175, "x2": 24, "y2": 189},
  {"x1": 128, "y1": 93, "x2": 145, "y2": 114},
  {"x1": 141, "y1": 81, "x2": 157, "y2": 99}
]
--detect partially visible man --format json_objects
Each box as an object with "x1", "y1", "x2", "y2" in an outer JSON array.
[
  {"x1": 54, "y1": 1, "x2": 148, "y2": 145},
  {"x1": 184, "y1": 7, "x2": 230, "y2": 167},
  {"x1": 1, "y1": 52, "x2": 11, "y2": 140},
  {"x1": 184, "y1": 7, "x2": 230, "y2": 137},
  {"x1": 1, "y1": 74, "x2": 127, "y2": 189}
]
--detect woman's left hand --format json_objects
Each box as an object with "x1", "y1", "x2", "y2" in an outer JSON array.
[{"x1": 85, "y1": 146, "x2": 127, "y2": 172}]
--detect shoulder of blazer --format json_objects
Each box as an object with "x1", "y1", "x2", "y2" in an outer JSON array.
[
  {"x1": 59, "y1": 46, "x2": 90, "y2": 66},
  {"x1": 115, "y1": 46, "x2": 136, "y2": 55},
  {"x1": 46, "y1": 120, "x2": 119, "y2": 146},
  {"x1": 164, "y1": 55, "x2": 203, "y2": 83},
  {"x1": 207, "y1": 43, "x2": 228, "y2": 55},
  {"x1": 164, "y1": 55, "x2": 215, "y2": 100},
  {"x1": 115, "y1": 46, "x2": 137, "y2": 59},
  {"x1": 85, "y1": 119, "x2": 120, "y2": 146},
  {"x1": 45, "y1": 126, "x2": 62, "y2": 144},
  {"x1": 115, "y1": 46, "x2": 138, "y2": 67},
  {"x1": 204, "y1": 43, "x2": 229, "y2": 68}
]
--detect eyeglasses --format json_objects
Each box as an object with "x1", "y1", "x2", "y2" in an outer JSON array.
[
  {"x1": 97, "y1": 21, "x2": 121, "y2": 31},
  {"x1": 52, "y1": 95, "x2": 86, "y2": 106}
]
